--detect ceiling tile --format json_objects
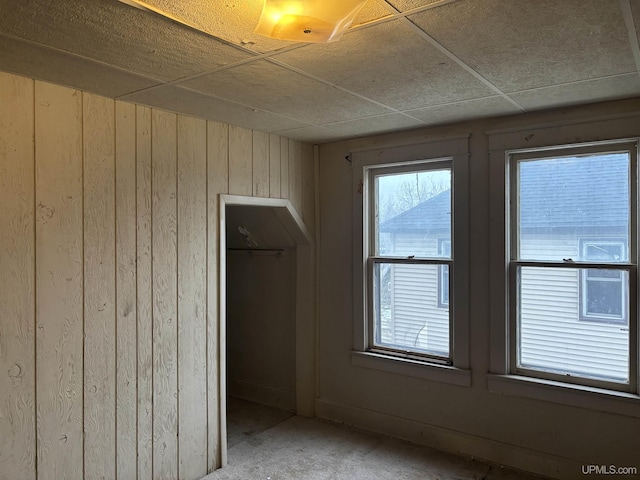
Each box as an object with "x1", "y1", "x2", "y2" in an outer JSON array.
[
  {"x1": 509, "y1": 74, "x2": 640, "y2": 111},
  {"x1": 353, "y1": 1, "x2": 394, "y2": 25},
  {"x1": 273, "y1": 20, "x2": 495, "y2": 111},
  {"x1": 406, "y1": 96, "x2": 521, "y2": 124},
  {"x1": 409, "y1": 0, "x2": 637, "y2": 92},
  {"x1": 179, "y1": 59, "x2": 392, "y2": 124},
  {"x1": 0, "y1": 0, "x2": 252, "y2": 82},
  {"x1": 123, "y1": 84, "x2": 309, "y2": 132},
  {"x1": 631, "y1": 1, "x2": 640, "y2": 47},
  {"x1": 274, "y1": 126, "x2": 347, "y2": 143},
  {"x1": 385, "y1": 0, "x2": 452, "y2": 12},
  {"x1": 0, "y1": 34, "x2": 159, "y2": 98},
  {"x1": 325, "y1": 113, "x2": 426, "y2": 137}
]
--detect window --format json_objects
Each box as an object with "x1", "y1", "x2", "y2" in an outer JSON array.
[
  {"x1": 580, "y1": 240, "x2": 626, "y2": 325},
  {"x1": 509, "y1": 142, "x2": 636, "y2": 391},
  {"x1": 438, "y1": 239, "x2": 451, "y2": 308},
  {"x1": 351, "y1": 137, "x2": 470, "y2": 385},
  {"x1": 369, "y1": 164, "x2": 452, "y2": 361}
]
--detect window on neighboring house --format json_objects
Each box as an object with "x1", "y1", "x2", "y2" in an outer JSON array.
[
  {"x1": 438, "y1": 239, "x2": 451, "y2": 308},
  {"x1": 368, "y1": 163, "x2": 452, "y2": 361},
  {"x1": 509, "y1": 142, "x2": 636, "y2": 390},
  {"x1": 580, "y1": 240, "x2": 627, "y2": 325}
]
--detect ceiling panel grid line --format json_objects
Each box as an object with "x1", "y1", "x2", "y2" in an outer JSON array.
[
  {"x1": 620, "y1": 0, "x2": 640, "y2": 73},
  {"x1": 116, "y1": 43, "x2": 310, "y2": 102},
  {"x1": 264, "y1": 56, "x2": 410, "y2": 115},
  {"x1": 392, "y1": 10, "x2": 526, "y2": 112}
]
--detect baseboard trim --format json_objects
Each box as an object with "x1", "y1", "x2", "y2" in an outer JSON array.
[
  {"x1": 228, "y1": 379, "x2": 295, "y2": 412},
  {"x1": 315, "y1": 399, "x2": 580, "y2": 480}
]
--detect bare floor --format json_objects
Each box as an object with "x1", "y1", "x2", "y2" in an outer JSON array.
[{"x1": 202, "y1": 397, "x2": 546, "y2": 480}]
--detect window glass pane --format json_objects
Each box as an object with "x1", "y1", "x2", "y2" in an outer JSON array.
[
  {"x1": 373, "y1": 262, "x2": 449, "y2": 358},
  {"x1": 439, "y1": 265, "x2": 449, "y2": 306},
  {"x1": 518, "y1": 266, "x2": 629, "y2": 382},
  {"x1": 518, "y1": 153, "x2": 629, "y2": 262},
  {"x1": 583, "y1": 242, "x2": 623, "y2": 262},
  {"x1": 375, "y1": 169, "x2": 451, "y2": 257},
  {"x1": 438, "y1": 239, "x2": 451, "y2": 307},
  {"x1": 585, "y1": 279, "x2": 623, "y2": 316}
]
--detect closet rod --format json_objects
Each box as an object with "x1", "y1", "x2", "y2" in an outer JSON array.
[{"x1": 227, "y1": 248, "x2": 286, "y2": 257}]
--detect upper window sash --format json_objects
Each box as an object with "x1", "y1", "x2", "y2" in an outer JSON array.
[
  {"x1": 366, "y1": 161, "x2": 453, "y2": 259},
  {"x1": 510, "y1": 143, "x2": 636, "y2": 265}
]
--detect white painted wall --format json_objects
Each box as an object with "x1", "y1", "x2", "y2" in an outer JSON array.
[{"x1": 317, "y1": 98, "x2": 640, "y2": 480}]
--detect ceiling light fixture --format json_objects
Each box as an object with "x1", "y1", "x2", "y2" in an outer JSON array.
[{"x1": 254, "y1": 0, "x2": 367, "y2": 43}]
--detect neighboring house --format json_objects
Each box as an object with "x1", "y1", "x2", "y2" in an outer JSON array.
[
  {"x1": 381, "y1": 154, "x2": 629, "y2": 379},
  {"x1": 379, "y1": 189, "x2": 451, "y2": 356}
]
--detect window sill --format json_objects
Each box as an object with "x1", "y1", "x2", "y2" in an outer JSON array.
[
  {"x1": 487, "y1": 373, "x2": 640, "y2": 418},
  {"x1": 351, "y1": 350, "x2": 471, "y2": 387}
]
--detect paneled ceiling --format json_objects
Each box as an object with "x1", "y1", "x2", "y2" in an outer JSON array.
[{"x1": 1, "y1": 0, "x2": 640, "y2": 143}]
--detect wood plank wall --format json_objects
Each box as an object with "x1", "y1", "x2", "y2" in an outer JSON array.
[{"x1": 0, "y1": 71, "x2": 315, "y2": 480}]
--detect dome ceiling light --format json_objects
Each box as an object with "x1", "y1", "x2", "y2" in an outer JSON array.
[{"x1": 254, "y1": 0, "x2": 367, "y2": 43}]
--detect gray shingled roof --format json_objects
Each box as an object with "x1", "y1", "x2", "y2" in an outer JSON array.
[
  {"x1": 381, "y1": 153, "x2": 629, "y2": 233},
  {"x1": 380, "y1": 189, "x2": 450, "y2": 234},
  {"x1": 519, "y1": 153, "x2": 628, "y2": 233}
]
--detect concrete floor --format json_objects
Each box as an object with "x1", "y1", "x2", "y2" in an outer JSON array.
[{"x1": 202, "y1": 397, "x2": 547, "y2": 480}]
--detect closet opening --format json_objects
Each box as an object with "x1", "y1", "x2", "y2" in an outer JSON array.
[{"x1": 218, "y1": 195, "x2": 314, "y2": 467}]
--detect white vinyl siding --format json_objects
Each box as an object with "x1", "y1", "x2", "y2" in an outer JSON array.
[
  {"x1": 393, "y1": 234, "x2": 439, "y2": 257},
  {"x1": 520, "y1": 236, "x2": 578, "y2": 261},
  {"x1": 390, "y1": 230, "x2": 630, "y2": 378},
  {"x1": 391, "y1": 264, "x2": 449, "y2": 355},
  {"x1": 387, "y1": 234, "x2": 448, "y2": 354},
  {"x1": 519, "y1": 265, "x2": 628, "y2": 380}
]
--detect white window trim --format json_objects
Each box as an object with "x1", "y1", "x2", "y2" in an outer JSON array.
[
  {"x1": 488, "y1": 122, "x2": 640, "y2": 414},
  {"x1": 352, "y1": 135, "x2": 470, "y2": 386}
]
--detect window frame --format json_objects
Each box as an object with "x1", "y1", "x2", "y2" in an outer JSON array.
[
  {"x1": 506, "y1": 141, "x2": 638, "y2": 393},
  {"x1": 366, "y1": 161, "x2": 453, "y2": 363},
  {"x1": 351, "y1": 136, "x2": 470, "y2": 386}
]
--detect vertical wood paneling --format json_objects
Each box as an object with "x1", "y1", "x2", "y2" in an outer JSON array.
[
  {"x1": 34, "y1": 81, "x2": 84, "y2": 480},
  {"x1": 302, "y1": 143, "x2": 315, "y2": 235},
  {"x1": 289, "y1": 140, "x2": 303, "y2": 215},
  {"x1": 228, "y1": 125, "x2": 252, "y2": 196},
  {"x1": 136, "y1": 105, "x2": 153, "y2": 480},
  {"x1": 289, "y1": 140, "x2": 302, "y2": 216},
  {"x1": 0, "y1": 72, "x2": 36, "y2": 480},
  {"x1": 115, "y1": 100, "x2": 137, "y2": 480},
  {"x1": 177, "y1": 116, "x2": 208, "y2": 480},
  {"x1": 206, "y1": 120, "x2": 228, "y2": 473},
  {"x1": 151, "y1": 109, "x2": 178, "y2": 480},
  {"x1": 252, "y1": 130, "x2": 269, "y2": 198},
  {"x1": 269, "y1": 134, "x2": 281, "y2": 199},
  {"x1": 280, "y1": 137, "x2": 289, "y2": 200},
  {"x1": 83, "y1": 92, "x2": 116, "y2": 480},
  {"x1": 1, "y1": 72, "x2": 316, "y2": 480}
]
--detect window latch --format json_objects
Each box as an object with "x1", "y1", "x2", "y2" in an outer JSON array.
[{"x1": 562, "y1": 258, "x2": 574, "y2": 263}]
